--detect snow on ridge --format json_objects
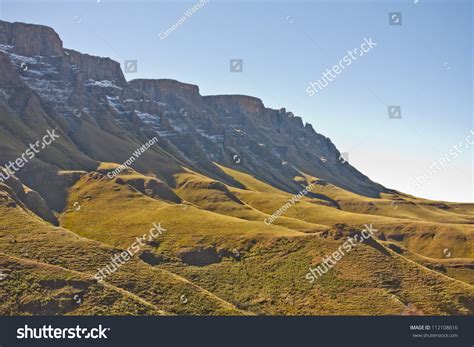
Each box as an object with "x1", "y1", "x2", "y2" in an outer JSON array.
[
  {"x1": 168, "y1": 117, "x2": 192, "y2": 134},
  {"x1": 85, "y1": 79, "x2": 122, "y2": 90},
  {"x1": 14, "y1": 55, "x2": 71, "y2": 104},
  {"x1": 156, "y1": 130, "x2": 175, "y2": 137},
  {"x1": 196, "y1": 129, "x2": 224, "y2": 143},
  {"x1": 0, "y1": 47, "x2": 40, "y2": 65},
  {"x1": 21, "y1": 76, "x2": 71, "y2": 103},
  {"x1": 123, "y1": 98, "x2": 168, "y2": 109},
  {"x1": 0, "y1": 44, "x2": 14, "y2": 53},
  {"x1": 106, "y1": 95, "x2": 124, "y2": 113},
  {"x1": 0, "y1": 89, "x2": 9, "y2": 102},
  {"x1": 234, "y1": 128, "x2": 247, "y2": 136},
  {"x1": 135, "y1": 110, "x2": 160, "y2": 124}
]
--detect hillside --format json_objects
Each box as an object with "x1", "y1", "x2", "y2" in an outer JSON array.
[{"x1": 0, "y1": 20, "x2": 472, "y2": 316}]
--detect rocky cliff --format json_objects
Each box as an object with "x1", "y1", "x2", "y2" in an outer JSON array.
[{"x1": 0, "y1": 19, "x2": 389, "y2": 213}]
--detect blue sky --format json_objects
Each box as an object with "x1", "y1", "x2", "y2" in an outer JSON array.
[{"x1": 1, "y1": 0, "x2": 472, "y2": 202}]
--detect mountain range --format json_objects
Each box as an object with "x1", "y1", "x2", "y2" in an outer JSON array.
[{"x1": 0, "y1": 20, "x2": 473, "y2": 316}]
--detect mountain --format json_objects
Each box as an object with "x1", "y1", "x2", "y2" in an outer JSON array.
[
  {"x1": 0, "y1": 20, "x2": 388, "y2": 201},
  {"x1": 0, "y1": 20, "x2": 473, "y2": 316}
]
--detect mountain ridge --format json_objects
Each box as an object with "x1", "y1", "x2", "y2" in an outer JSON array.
[
  {"x1": 0, "y1": 19, "x2": 389, "y2": 200},
  {"x1": 1, "y1": 19, "x2": 473, "y2": 317}
]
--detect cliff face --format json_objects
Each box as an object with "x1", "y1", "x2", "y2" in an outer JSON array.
[
  {"x1": 204, "y1": 95, "x2": 266, "y2": 115},
  {"x1": 0, "y1": 20, "x2": 63, "y2": 56},
  {"x1": 64, "y1": 49, "x2": 126, "y2": 85},
  {"x1": 0, "y1": 19, "x2": 388, "y2": 201},
  {"x1": 130, "y1": 79, "x2": 202, "y2": 104},
  {"x1": 0, "y1": 52, "x2": 20, "y2": 84},
  {"x1": 129, "y1": 78, "x2": 387, "y2": 197}
]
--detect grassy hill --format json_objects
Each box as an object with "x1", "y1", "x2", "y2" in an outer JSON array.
[
  {"x1": 52, "y1": 164, "x2": 474, "y2": 315},
  {"x1": 0, "y1": 183, "x2": 247, "y2": 316},
  {"x1": 218, "y1": 165, "x2": 474, "y2": 260}
]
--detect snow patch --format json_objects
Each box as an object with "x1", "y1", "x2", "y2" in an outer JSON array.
[
  {"x1": 106, "y1": 95, "x2": 123, "y2": 113},
  {"x1": 85, "y1": 79, "x2": 122, "y2": 90},
  {"x1": 196, "y1": 129, "x2": 224, "y2": 143},
  {"x1": 135, "y1": 110, "x2": 160, "y2": 124}
]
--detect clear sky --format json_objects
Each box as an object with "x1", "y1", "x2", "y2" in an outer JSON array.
[{"x1": 1, "y1": 0, "x2": 472, "y2": 202}]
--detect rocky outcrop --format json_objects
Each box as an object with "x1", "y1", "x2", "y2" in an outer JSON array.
[
  {"x1": 130, "y1": 79, "x2": 202, "y2": 104},
  {"x1": 0, "y1": 20, "x2": 63, "y2": 57},
  {"x1": 0, "y1": 18, "x2": 389, "y2": 211},
  {"x1": 0, "y1": 52, "x2": 20, "y2": 84},
  {"x1": 65, "y1": 49, "x2": 126, "y2": 85},
  {"x1": 130, "y1": 78, "x2": 389, "y2": 197},
  {"x1": 204, "y1": 95, "x2": 265, "y2": 115}
]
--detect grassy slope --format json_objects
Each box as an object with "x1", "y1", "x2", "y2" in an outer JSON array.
[
  {"x1": 296, "y1": 171, "x2": 474, "y2": 224},
  {"x1": 379, "y1": 240, "x2": 474, "y2": 285},
  {"x1": 0, "y1": 254, "x2": 164, "y2": 315},
  {"x1": 57, "y1": 166, "x2": 474, "y2": 315},
  {"x1": 0, "y1": 187, "x2": 245, "y2": 316},
  {"x1": 218, "y1": 165, "x2": 474, "y2": 260},
  {"x1": 173, "y1": 169, "x2": 327, "y2": 233},
  {"x1": 60, "y1": 172, "x2": 303, "y2": 253},
  {"x1": 159, "y1": 235, "x2": 474, "y2": 315}
]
